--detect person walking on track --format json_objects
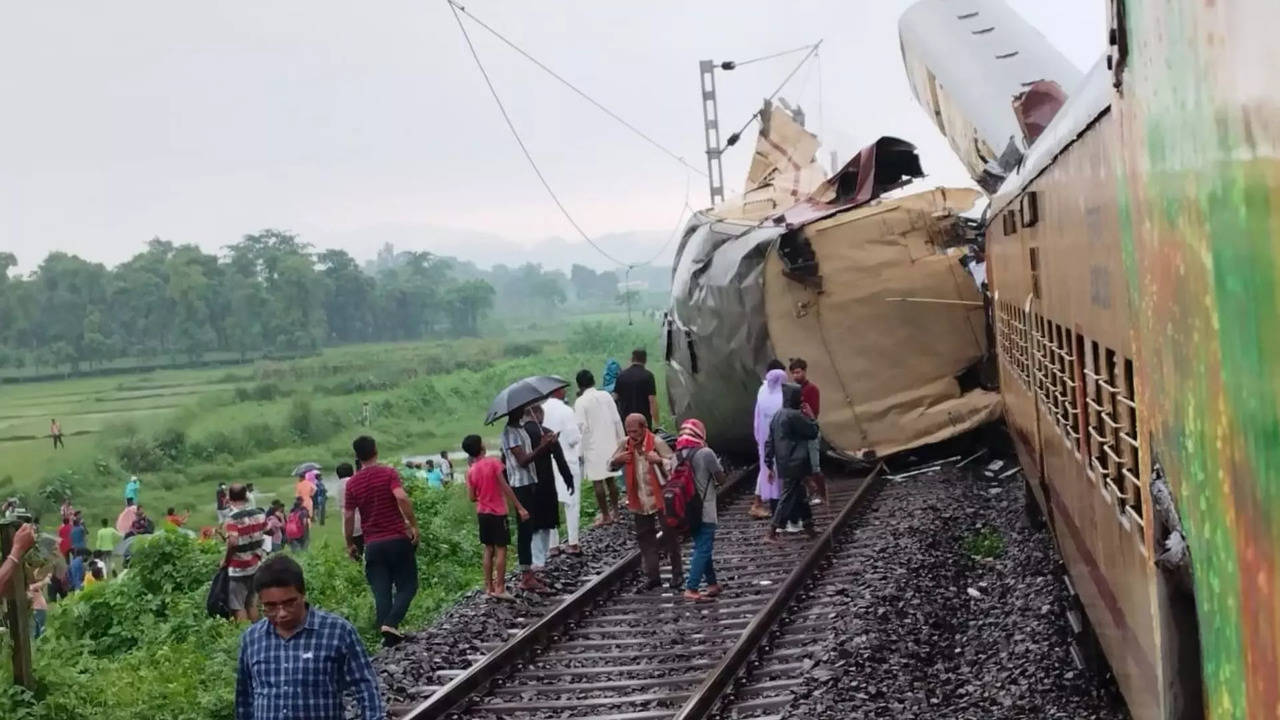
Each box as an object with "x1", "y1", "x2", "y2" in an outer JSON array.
[
  {"x1": 576, "y1": 369, "x2": 626, "y2": 526},
  {"x1": 676, "y1": 418, "x2": 726, "y2": 602},
  {"x1": 790, "y1": 357, "x2": 827, "y2": 506},
  {"x1": 343, "y1": 435, "x2": 420, "y2": 648},
  {"x1": 764, "y1": 384, "x2": 820, "y2": 543},
  {"x1": 542, "y1": 386, "x2": 583, "y2": 555},
  {"x1": 50, "y1": 418, "x2": 64, "y2": 449},
  {"x1": 611, "y1": 413, "x2": 681, "y2": 591}
]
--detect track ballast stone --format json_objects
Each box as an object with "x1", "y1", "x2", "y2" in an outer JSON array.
[{"x1": 778, "y1": 463, "x2": 1129, "y2": 720}]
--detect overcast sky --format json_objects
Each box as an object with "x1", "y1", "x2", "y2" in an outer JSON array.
[{"x1": 0, "y1": 1, "x2": 1103, "y2": 273}]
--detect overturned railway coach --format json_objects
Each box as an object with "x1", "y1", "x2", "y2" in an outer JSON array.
[{"x1": 904, "y1": 1, "x2": 1280, "y2": 719}]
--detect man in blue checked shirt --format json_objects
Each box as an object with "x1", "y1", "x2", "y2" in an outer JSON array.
[{"x1": 235, "y1": 555, "x2": 385, "y2": 719}]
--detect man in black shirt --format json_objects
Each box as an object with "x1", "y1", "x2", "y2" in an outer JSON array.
[{"x1": 614, "y1": 348, "x2": 659, "y2": 429}]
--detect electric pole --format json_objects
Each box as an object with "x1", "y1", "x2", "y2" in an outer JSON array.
[{"x1": 699, "y1": 60, "x2": 725, "y2": 207}]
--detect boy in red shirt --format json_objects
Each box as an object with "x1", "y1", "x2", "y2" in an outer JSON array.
[
  {"x1": 789, "y1": 357, "x2": 827, "y2": 505},
  {"x1": 463, "y1": 434, "x2": 529, "y2": 601}
]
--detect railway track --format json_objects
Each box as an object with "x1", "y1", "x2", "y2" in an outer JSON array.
[{"x1": 400, "y1": 464, "x2": 882, "y2": 720}]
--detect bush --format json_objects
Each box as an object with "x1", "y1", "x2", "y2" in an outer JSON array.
[
  {"x1": 115, "y1": 433, "x2": 164, "y2": 472},
  {"x1": 233, "y1": 381, "x2": 283, "y2": 403},
  {"x1": 502, "y1": 341, "x2": 540, "y2": 359}
]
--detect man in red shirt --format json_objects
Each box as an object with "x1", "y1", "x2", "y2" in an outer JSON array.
[
  {"x1": 57, "y1": 516, "x2": 73, "y2": 560},
  {"x1": 789, "y1": 358, "x2": 827, "y2": 505},
  {"x1": 344, "y1": 435, "x2": 420, "y2": 647}
]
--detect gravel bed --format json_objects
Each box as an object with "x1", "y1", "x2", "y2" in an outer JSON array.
[
  {"x1": 371, "y1": 516, "x2": 638, "y2": 715},
  {"x1": 777, "y1": 455, "x2": 1129, "y2": 720}
]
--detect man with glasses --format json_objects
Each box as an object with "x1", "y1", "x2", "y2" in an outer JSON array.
[{"x1": 235, "y1": 555, "x2": 383, "y2": 719}]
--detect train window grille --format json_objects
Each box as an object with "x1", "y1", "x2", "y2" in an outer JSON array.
[{"x1": 1118, "y1": 357, "x2": 1143, "y2": 530}]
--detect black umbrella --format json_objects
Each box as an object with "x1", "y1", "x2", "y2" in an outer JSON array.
[{"x1": 484, "y1": 375, "x2": 569, "y2": 425}]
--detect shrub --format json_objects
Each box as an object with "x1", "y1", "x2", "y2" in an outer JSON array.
[
  {"x1": 502, "y1": 341, "x2": 540, "y2": 359},
  {"x1": 962, "y1": 525, "x2": 1005, "y2": 559},
  {"x1": 233, "y1": 381, "x2": 283, "y2": 403},
  {"x1": 152, "y1": 428, "x2": 187, "y2": 464},
  {"x1": 115, "y1": 434, "x2": 164, "y2": 472}
]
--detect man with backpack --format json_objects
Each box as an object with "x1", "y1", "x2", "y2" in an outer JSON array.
[
  {"x1": 610, "y1": 413, "x2": 680, "y2": 591},
  {"x1": 765, "y1": 383, "x2": 821, "y2": 542},
  {"x1": 672, "y1": 419, "x2": 725, "y2": 602}
]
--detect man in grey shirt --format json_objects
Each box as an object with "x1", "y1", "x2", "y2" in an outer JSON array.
[{"x1": 676, "y1": 419, "x2": 725, "y2": 602}]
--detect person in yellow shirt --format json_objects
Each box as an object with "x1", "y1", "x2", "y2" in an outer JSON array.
[{"x1": 295, "y1": 471, "x2": 316, "y2": 516}]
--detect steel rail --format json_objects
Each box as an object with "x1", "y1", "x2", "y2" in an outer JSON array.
[
  {"x1": 400, "y1": 468, "x2": 755, "y2": 720},
  {"x1": 671, "y1": 463, "x2": 884, "y2": 720}
]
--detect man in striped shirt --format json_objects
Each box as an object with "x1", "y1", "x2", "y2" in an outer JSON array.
[{"x1": 225, "y1": 483, "x2": 268, "y2": 622}]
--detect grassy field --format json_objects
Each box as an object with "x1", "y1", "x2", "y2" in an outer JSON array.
[{"x1": 0, "y1": 315, "x2": 666, "y2": 544}]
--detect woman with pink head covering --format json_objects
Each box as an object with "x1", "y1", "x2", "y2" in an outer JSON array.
[{"x1": 751, "y1": 368, "x2": 788, "y2": 518}]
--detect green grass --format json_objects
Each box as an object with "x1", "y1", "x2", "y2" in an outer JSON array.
[
  {"x1": 0, "y1": 318, "x2": 664, "y2": 544},
  {"x1": 962, "y1": 525, "x2": 1005, "y2": 559}
]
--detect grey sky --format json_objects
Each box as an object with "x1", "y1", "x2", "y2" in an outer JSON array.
[{"x1": 0, "y1": 1, "x2": 1102, "y2": 273}]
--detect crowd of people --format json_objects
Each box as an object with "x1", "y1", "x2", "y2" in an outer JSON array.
[{"x1": 0, "y1": 347, "x2": 828, "y2": 718}]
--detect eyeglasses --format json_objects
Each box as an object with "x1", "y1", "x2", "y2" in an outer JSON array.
[{"x1": 259, "y1": 595, "x2": 303, "y2": 615}]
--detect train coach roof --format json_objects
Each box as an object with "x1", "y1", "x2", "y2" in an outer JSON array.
[{"x1": 989, "y1": 56, "x2": 1113, "y2": 216}]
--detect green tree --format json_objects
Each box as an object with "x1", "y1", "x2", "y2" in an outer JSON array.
[{"x1": 445, "y1": 279, "x2": 496, "y2": 336}]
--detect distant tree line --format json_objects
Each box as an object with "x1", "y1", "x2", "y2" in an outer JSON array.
[{"x1": 0, "y1": 230, "x2": 504, "y2": 372}]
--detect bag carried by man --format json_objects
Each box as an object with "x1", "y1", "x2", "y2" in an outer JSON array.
[
  {"x1": 662, "y1": 449, "x2": 706, "y2": 533},
  {"x1": 206, "y1": 567, "x2": 232, "y2": 619},
  {"x1": 285, "y1": 510, "x2": 305, "y2": 541}
]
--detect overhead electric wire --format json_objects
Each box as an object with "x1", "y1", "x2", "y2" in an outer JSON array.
[
  {"x1": 446, "y1": 0, "x2": 629, "y2": 267},
  {"x1": 635, "y1": 169, "x2": 693, "y2": 268},
  {"x1": 721, "y1": 40, "x2": 823, "y2": 152},
  {"x1": 725, "y1": 43, "x2": 816, "y2": 69},
  {"x1": 447, "y1": 0, "x2": 706, "y2": 179}
]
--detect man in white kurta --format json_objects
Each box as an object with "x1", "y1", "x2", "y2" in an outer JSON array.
[
  {"x1": 542, "y1": 387, "x2": 583, "y2": 553},
  {"x1": 574, "y1": 369, "x2": 626, "y2": 525}
]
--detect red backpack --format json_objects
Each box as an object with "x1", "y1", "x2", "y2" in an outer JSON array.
[
  {"x1": 285, "y1": 510, "x2": 305, "y2": 540},
  {"x1": 662, "y1": 450, "x2": 701, "y2": 532}
]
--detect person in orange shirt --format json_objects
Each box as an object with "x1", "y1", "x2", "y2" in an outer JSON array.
[{"x1": 295, "y1": 471, "x2": 317, "y2": 516}]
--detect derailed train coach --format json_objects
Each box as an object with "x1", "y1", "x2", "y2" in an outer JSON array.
[
  {"x1": 901, "y1": 0, "x2": 1280, "y2": 718},
  {"x1": 665, "y1": 104, "x2": 1001, "y2": 458}
]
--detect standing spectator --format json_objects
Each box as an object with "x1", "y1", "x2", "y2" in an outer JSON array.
[
  {"x1": 522, "y1": 405, "x2": 574, "y2": 564},
  {"x1": 50, "y1": 418, "x2": 64, "y2": 449},
  {"x1": 285, "y1": 498, "x2": 310, "y2": 552},
  {"x1": 764, "y1": 384, "x2": 820, "y2": 542},
  {"x1": 129, "y1": 505, "x2": 155, "y2": 536},
  {"x1": 610, "y1": 413, "x2": 681, "y2": 591},
  {"x1": 575, "y1": 369, "x2": 625, "y2": 526},
  {"x1": 424, "y1": 461, "x2": 445, "y2": 490},
  {"x1": 0, "y1": 524, "x2": 36, "y2": 590},
  {"x1": 165, "y1": 507, "x2": 190, "y2": 527},
  {"x1": 676, "y1": 419, "x2": 726, "y2": 601},
  {"x1": 216, "y1": 483, "x2": 230, "y2": 523},
  {"x1": 224, "y1": 484, "x2": 268, "y2": 622},
  {"x1": 334, "y1": 463, "x2": 361, "y2": 558},
  {"x1": 67, "y1": 549, "x2": 86, "y2": 591},
  {"x1": 344, "y1": 435, "x2": 420, "y2": 647},
  {"x1": 95, "y1": 518, "x2": 122, "y2": 572},
  {"x1": 752, "y1": 369, "x2": 787, "y2": 519},
  {"x1": 543, "y1": 386, "x2": 583, "y2": 555},
  {"x1": 70, "y1": 513, "x2": 88, "y2": 554},
  {"x1": 789, "y1": 357, "x2": 827, "y2": 505},
  {"x1": 115, "y1": 500, "x2": 137, "y2": 536},
  {"x1": 28, "y1": 573, "x2": 50, "y2": 638},
  {"x1": 438, "y1": 451, "x2": 453, "y2": 483},
  {"x1": 124, "y1": 476, "x2": 141, "y2": 506},
  {"x1": 57, "y1": 516, "x2": 73, "y2": 560},
  {"x1": 246, "y1": 483, "x2": 257, "y2": 509},
  {"x1": 235, "y1": 555, "x2": 384, "y2": 720},
  {"x1": 60, "y1": 497, "x2": 75, "y2": 524},
  {"x1": 614, "y1": 349, "x2": 659, "y2": 428},
  {"x1": 502, "y1": 407, "x2": 558, "y2": 592},
  {"x1": 295, "y1": 472, "x2": 316, "y2": 518},
  {"x1": 463, "y1": 434, "x2": 528, "y2": 601},
  {"x1": 313, "y1": 473, "x2": 328, "y2": 526},
  {"x1": 601, "y1": 358, "x2": 621, "y2": 396},
  {"x1": 264, "y1": 501, "x2": 286, "y2": 554}
]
